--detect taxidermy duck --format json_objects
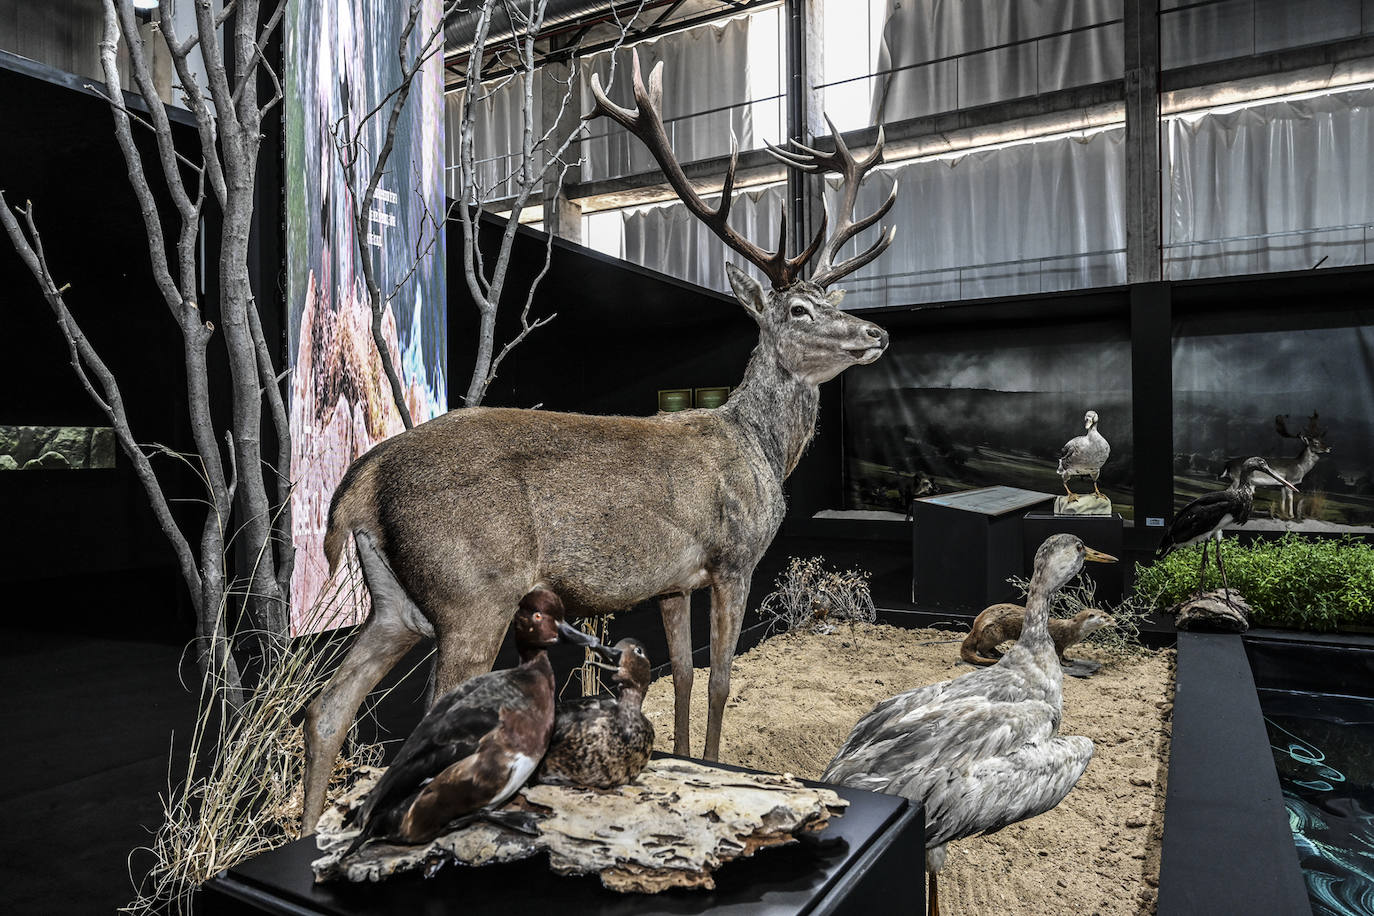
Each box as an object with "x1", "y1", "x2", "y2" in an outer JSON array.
[
  {"x1": 536, "y1": 637, "x2": 655, "y2": 788},
  {"x1": 1156, "y1": 455, "x2": 1297, "y2": 597},
  {"x1": 822, "y1": 534, "x2": 1116, "y2": 916},
  {"x1": 1057, "y1": 410, "x2": 1110, "y2": 500},
  {"x1": 960, "y1": 604, "x2": 1112, "y2": 667},
  {"x1": 343, "y1": 588, "x2": 597, "y2": 856}
]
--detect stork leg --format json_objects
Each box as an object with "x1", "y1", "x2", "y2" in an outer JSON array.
[
  {"x1": 928, "y1": 870, "x2": 939, "y2": 916},
  {"x1": 1214, "y1": 534, "x2": 1235, "y2": 603},
  {"x1": 1195, "y1": 539, "x2": 1210, "y2": 598}
]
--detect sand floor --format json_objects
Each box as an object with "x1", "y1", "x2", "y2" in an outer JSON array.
[{"x1": 641, "y1": 625, "x2": 1175, "y2": 915}]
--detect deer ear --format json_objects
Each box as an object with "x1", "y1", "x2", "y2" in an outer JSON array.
[{"x1": 725, "y1": 263, "x2": 767, "y2": 318}]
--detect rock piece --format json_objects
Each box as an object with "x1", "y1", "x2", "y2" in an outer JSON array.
[
  {"x1": 313, "y1": 758, "x2": 848, "y2": 893},
  {"x1": 1173, "y1": 589, "x2": 1251, "y2": 633},
  {"x1": 1053, "y1": 493, "x2": 1112, "y2": 516}
]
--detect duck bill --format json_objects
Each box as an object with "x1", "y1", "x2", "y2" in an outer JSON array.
[
  {"x1": 1084, "y1": 547, "x2": 1118, "y2": 564},
  {"x1": 556, "y1": 620, "x2": 600, "y2": 648},
  {"x1": 591, "y1": 643, "x2": 620, "y2": 662},
  {"x1": 590, "y1": 659, "x2": 620, "y2": 673}
]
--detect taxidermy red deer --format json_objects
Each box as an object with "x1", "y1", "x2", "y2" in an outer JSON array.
[
  {"x1": 301, "y1": 49, "x2": 899, "y2": 828},
  {"x1": 1219, "y1": 412, "x2": 1331, "y2": 520}
]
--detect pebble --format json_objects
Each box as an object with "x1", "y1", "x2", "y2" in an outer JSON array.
[
  {"x1": 1128, "y1": 775, "x2": 1153, "y2": 787},
  {"x1": 1126, "y1": 815, "x2": 1148, "y2": 828}
]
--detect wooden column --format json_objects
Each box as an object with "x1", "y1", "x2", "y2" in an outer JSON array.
[
  {"x1": 785, "y1": 0, "x2": 826, "y2": 266},
  {"x1": 1130, "y1": 281, "x2": 1173, "y2": 544},
  {"x1": 541, "y1": 45, "x2": 582, "y2": 242},
  {"x1": 1124, "y1": 0, "x2": 1162, "y2": 283}
]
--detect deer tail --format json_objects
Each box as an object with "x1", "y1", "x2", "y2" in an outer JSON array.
[{"x1": 324, "y1": 446, "x2": 387, "y2": 575}]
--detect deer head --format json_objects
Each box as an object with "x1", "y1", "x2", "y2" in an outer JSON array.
[
  {"x1": 1276, "y1": 411, "x2": 1331, "y2": 452},
  {"x1": 586, "y1": 51, "x2": 896, "y2": 385}
]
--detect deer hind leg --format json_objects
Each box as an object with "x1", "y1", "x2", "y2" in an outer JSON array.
[
  {"x1": 704, "y1": 576, "x2": 750, "y2": 761},
  {"x1": 431, "y1": 592, "x2": 518, "y2": 697},
  {"x1": 660, "y1": 591, "x2": 694, "y2": 756},
  {"x1": 302, "y1": 533, "x2": 429, "y2": 832}
]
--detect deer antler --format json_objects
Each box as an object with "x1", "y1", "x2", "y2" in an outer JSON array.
[
  {"x1": 765, "y1": 114, "x2": 898, "y2": 289},
  {"x1": 1275, "y1": 414, "x2": 1298, "y2": 438},
  {"x1": 1303, "y1": 411, "x2": 1326, "y2": 439},
  {"x1": 586, "y1": 49, "x2": 827, "y2": 290}
]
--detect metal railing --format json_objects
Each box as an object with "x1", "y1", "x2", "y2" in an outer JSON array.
[
  {"x1": 836, "y1": 248, "x2": 1128, "y2": 308},
  {"x1": 1162, "y1": 223, "x2": 1374, "y2": 279}
]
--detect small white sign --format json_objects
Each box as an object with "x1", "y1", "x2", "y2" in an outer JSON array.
[{"x1": 1145, "y1": 517, "x2": 1166, "y2": 527}]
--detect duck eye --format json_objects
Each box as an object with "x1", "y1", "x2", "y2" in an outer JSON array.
[
  {"x1": 790, "y1": 304, "x2": 809, "y2": 318},
  {"x1": 532, "y1": 613, "x2": 542, "y2": 621}
]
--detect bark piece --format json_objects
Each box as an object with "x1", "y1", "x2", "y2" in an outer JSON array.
[
  {"x1": 313, "y1": 759, "x2": 847, "y2": 892},
  {"x1": 1173, "y1": 589, "x2": 1252, "y2": 633}
]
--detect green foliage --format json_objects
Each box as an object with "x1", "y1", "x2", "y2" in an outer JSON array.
[{"x1": 1133, "y1": 534, "x2": 1374, "y2": 631}]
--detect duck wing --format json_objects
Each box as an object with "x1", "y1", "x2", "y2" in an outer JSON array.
[
  {"x1": 922, "y1": 733, "x2": 1093, "y2": 847},
  {"x1": 824, "y1": 689, "x2": 1058, "y2": 793},
  {"x1": 352, "y1": 671, "x2": 515, "y2": 828}
]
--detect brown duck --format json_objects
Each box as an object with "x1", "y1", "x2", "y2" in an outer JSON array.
[
  {"x1": 536, "y1": 637, "x2": 654, "y2": 788},
  {"x1": 960, "y1": 604, "x2": 1112, "y2": 666},
  {"x1": 343, "y1": 588, "x2": 596, "y2": 855}
]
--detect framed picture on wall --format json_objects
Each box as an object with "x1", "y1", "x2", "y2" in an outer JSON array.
[
  {"x1": 658, "y1": 388, "x2": 693, "y2": 412},
  {"x1": 694, "y1": 386, "x2": 731, "y2": 409}
]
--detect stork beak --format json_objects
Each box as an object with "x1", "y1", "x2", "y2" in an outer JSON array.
[
  {"x1": 1270, "y1": 470, "x2": 1301, "y2": 493},
  {"x1": 1084, "y1": 547, "x2": 1118, "y2": 564},
  {"x1": 557, "y1": 620, "x2": 599, "y2": 648}
]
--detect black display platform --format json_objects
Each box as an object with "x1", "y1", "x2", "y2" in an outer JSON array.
[
  {"x1": 1020, "y1": 512, "x2": 1125, "y2": 603},
  {"x1": 911, "y1": 486, "x2": 1054, "y2": 611},
  {"x1": 200, "y1": 760, "x2": 924, "y2": 916}
]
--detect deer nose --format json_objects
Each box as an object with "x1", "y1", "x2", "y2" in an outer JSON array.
[{"x1": 864, "y1": 325, "x2": 888, "y2": 347}]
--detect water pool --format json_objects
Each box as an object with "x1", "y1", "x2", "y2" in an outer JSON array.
[{"x1": 1261, "y1": 689, "x2": 1374, "y2": 916}]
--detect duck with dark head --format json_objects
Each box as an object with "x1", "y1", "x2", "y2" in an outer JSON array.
[
  {"x1": 342, "y1": 588, "x2": 596, "y2": 856},
  {"x1": 537, "y1": 637, "x2": 655, "y2": 789}
]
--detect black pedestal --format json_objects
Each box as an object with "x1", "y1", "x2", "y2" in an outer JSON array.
[
  {"x1": 200, "y1": 759, "x2": 924, "y2": 916},
  {"x1": 1021, "y1": 513, "x2": 1125, "y2": 604},
  {"x1": 911, "y1": 486, "x2": 1055, "y2": 612}
]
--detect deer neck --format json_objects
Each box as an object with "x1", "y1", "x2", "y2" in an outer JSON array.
[
  {"x1": 723, "y1": 342, "x2": 820, "y2": 480},
  {"x1": 1293, "y1": 445, "x2": 1320, "y2": 476}
]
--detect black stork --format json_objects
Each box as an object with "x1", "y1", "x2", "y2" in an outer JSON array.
[{"x1": 1156, "y1": 456, "x2": 1298, "y2": 596}]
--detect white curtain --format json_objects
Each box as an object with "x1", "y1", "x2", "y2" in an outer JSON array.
[
  {"x1": 445, "y1": 75, "x2": 544, "y2": 201},
  {"x1": 1164, "y1": 87, "x2": 1374, "y2": 280},
  {"x1": 611, "y1": 128, "x2": 1125, "y2": 304},
  {"x1": 578, "y1": 17, "x2": 755, "y2": 182},
  {"x1": 827, "y1": 127, "x2": 1126, "y2": 308},
  {"x1": 620, "y1": 183, "x2": 787, "y2": 293},
  {"x1": 1160, "y1": 0, "x2": 1372, "y2": 71},
  {"x1": 870, "y1": 0, "x2": 1122, "y2": 124}
]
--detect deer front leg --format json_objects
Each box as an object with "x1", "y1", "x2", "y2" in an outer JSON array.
[
  {"x1": 704, "y1": 576, "x2": 750, "y2": 761},
  {"x1": 660, "y1": 591, "x2": 694, "y2": 755}
]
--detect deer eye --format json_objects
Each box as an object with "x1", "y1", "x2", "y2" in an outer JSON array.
[{"x1": 790, "y1": 304, "x2": 810, "y2": 319}]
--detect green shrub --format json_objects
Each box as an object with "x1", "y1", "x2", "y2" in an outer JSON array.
[{"x1": 1133, "y1": 534, "x2": 1374, "y2": 631}]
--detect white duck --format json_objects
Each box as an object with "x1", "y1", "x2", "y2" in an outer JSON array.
[
  {"x1": 822, "y1": 534, "x2": 1116, "y2": 916},
  {"x1": 1057, "y1": 409, "x2": 1110, "y2": 500}
]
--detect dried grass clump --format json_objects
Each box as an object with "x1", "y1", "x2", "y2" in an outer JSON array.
[
  {"x1": 759, "y1": 557, "x2": 877, "y2": 635},
  {"x1": 1006, "y1": 573, "x2": 1159, "y2": 661},
  {"x1": 123, "y1": 556, "x2": 409, "y2": 915}
]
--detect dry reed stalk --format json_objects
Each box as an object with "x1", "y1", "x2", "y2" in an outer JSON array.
[{"x1": 123, "y1": 550, "x2": 423, "y2": 914}]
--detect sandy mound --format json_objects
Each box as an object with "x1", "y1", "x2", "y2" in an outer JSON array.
[{"x1": 642, "y1": 624, "x2": 1175, "y2": 915}]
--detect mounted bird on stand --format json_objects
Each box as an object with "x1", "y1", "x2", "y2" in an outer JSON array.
[{"x1": 300, "y1": 49, "x2": 902, "y2": 830}]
